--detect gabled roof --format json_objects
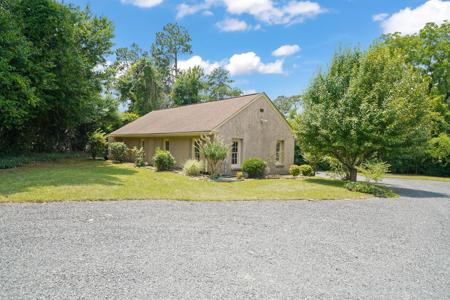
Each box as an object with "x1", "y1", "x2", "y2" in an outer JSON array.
[{"x1": 110, "y1": 93, "x2": 262, "y2": 137}]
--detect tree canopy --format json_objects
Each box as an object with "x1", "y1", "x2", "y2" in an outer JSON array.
[{"x1": 298, "y1": 46, "x2": 431, "y2": 181}]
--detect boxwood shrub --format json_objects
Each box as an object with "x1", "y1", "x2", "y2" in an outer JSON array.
[
  {"x1": 242, "y1": 157, "x2": 267, "y2": 178},
  {"x1": 153, "y1": 148, "x2": 175, "y2": 171}
]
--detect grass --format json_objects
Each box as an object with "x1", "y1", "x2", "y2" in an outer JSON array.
[
  {"x1": 385, "y1": 174, "x2": 450, "y2": 182},
  {"x1": 0, "y1": 158, "x2": 368, "y2": 202}
]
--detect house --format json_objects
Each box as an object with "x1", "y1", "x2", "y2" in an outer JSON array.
[{"x1": 109, "y1": 93, "x2": 295, "y2": 174}]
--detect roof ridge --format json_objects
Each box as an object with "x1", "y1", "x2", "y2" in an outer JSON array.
[{"x1": 149, "y1": 93, "x2": 261, "y2": 114}]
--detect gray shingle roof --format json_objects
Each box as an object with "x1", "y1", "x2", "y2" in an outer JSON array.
[{"x1": 110, "y1": 93, "x2": 261, "y2": 136}]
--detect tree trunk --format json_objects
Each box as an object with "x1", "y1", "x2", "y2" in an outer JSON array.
[{"x1": 346, "y1": 168, "x2": 357, "y2": 182}]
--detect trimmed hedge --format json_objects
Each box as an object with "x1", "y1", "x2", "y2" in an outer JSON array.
[
  {"x1": 299, "y1": 164, "x2": 314, "y2": 176},
  {"x1": 243, "y1": 157, "x2": 267, "y2": 178},
  {"x1": 109, "y1": 142, "x2": 128, "y2": 163},
  {"x1": 0, "y1": 152, "x2": 83, "y2": 169},
  {"x1": 289, "y1": 164, "x2": 301, "y2": 177},
  {"x1": 153, "y1": 148, "x2": 175, "y2": 171}
]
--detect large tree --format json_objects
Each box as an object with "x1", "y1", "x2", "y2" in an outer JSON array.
[
  {"x1": 117, "y1": 57, "x2": 163, "y2": 116},
  {"x1": 151, "y1": 23, "x2": 192, "y2": 91},
  {"x1": 298, "y1": 46, "x2": 430, "y2": 181},
  {"x1": 170, "y1": 66, "x2": 204, "y2": 106},
  {"x1": 0, "y1": 0, "x2": 115, "y2": 153},
  {"x1": 204, "y1": 67, "x2": 241, "y2": 100},
  {"x1": 273, "y1": 95, "x2": 302, "y2": 118}
]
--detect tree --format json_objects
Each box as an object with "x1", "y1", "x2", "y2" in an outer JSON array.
[
  {"x1": 0, "y1": 0, "x2": 115, "y2": 153},
  {"x1": 273, "y1": 95, "x2": 302, "y2": 117},
  {"x1": 170, "y1": 66, "x2": 205, "y2": 106},
  {"x1": 298, "y1": 46, "x2": 430, "y2": 181},
  {"x1": 151, "y1": 23, "x2": 192, "y2": 91},
  {"x1": 117, "y1": 58, "x2": 163, "y2": 115},
  {"x1": 204, "y1": 67, "x2": 241, "y2": 100}
]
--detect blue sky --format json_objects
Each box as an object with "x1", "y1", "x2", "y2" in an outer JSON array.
[{"x1": 67, "y1": 0, "x2": 450, "y2": 99}]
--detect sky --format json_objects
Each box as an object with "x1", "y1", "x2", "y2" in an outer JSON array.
[{"x1": 66, "y1": 0, "x2": 450, "y2": 99}]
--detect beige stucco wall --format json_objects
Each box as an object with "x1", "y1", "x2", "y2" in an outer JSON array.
[
  {"x1": 113, "y1": 136, "x2": 199, "y2": 168},
  {"x1": 215, "y1": 95, "x2": 295, "y2": 174}
]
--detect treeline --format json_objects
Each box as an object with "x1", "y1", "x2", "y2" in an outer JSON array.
[
  {"x1": 274, "y1": 22, "x2": 449, "y2": 177},
  {"x1": 0, "y1": 0, "x2": 240, "y2": 154}
]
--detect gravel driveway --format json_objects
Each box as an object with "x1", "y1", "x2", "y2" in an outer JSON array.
[{"x1": 0, "y1": 179, "x2": 449, "y2": 299}]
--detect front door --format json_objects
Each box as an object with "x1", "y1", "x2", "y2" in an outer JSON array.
[{"x1": 231, "y1": 139, "x2": 241, "y2": 169}]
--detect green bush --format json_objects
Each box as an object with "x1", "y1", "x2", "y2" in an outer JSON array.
[
  {"x1": 357, "y1": 160, "x2": 390, "y2": 183},
  {"x1": 299, "y1": 164, "x2": 314, "y2": 176},
  {"x1": 183, "y1": 159, "x2": 203, "y2": 176},
  {"x1": 289, "y1": 164, "x2": 301, "y2": 177},
  {"x1": 153, "y1": 148, "x2": 175, "y2": 171},
  {"x1": 243, "y1": 158, "x2": 267, "y2": 178},
  {"x1": 87, "y1": 130, "x2": 107, "y2": 160},
  {"x1": 345, "y1": 182, "x2": 396, "y2": 198},
  {"x1": 0, "y1": 152, "x2": 82, "y2": 169},
  {"x1": 131, "y1": 147, "x2": 145, "y2": 167},
  {"x1": 109, "y1": 142, "x2": 128, "y2": 163}
]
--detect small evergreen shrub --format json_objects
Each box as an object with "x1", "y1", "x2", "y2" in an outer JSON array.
[
  {"x1": 131, "y1": 147, "x2": 145, "y2": 167},
  {"x1": 235, "y1": 171, "x2": 244, "y2": 180},
  {"x1": 299, "y1": 164, "x2": 314, "y2": 176},
  {"x1": 87, "y1": 130, "x2": 107, "y2": 160},
  {"x1": 109, "y1": 142, "x2": 128, "y2": 163},
  {"x1": 242, "y1": 158, "x2": 267, "y2": 178},
  {"x1": 153, "y1": 148, "x2": 175, "y2": 171},
  {"x1": 289, "y1": 164, "x2": 301, "y2": 177},
  {"x1": 345, "y1": 182, "x2": 396, "y2": 198},
  {"x1": 183, "y1": 159, "x2": 203, "y2": 176}
]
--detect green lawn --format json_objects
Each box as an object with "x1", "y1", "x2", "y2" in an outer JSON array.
[
  {"x1": 385, "y1": 174, "x2": 450, "y2": 182},
  {"x1": 0, "y1": 158, "x2": 367, "y2": 202}
]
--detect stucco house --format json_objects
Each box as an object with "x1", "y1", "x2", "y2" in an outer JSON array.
[{"x1": 109, "y1": 93, "x2": 295, "y2": 175}]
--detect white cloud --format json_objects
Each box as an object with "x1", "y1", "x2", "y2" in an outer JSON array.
[
  {"x1": 372, "y1": 13, "x2": 388, "y2": 22},
  {"x1": 216, "y1": 18, "x2": 250, "y2": 32},
  {"x1": 225, "y1": 52, "x2": 284, "y2": 75},
  {"x1": 272, "y1": 44, "x2": 301, "y2": 57},
  {"x1": 223, "y1": 0, "x2": 324, "y2": 24},
  {"x1": 179, "y1": 52, "x2": 284, "y2": 76},
  {"x1": 178, "y1": 55, "x2": 221, "y2": 74},
  {"x1": 243, "y1": 89, "x2": 257, "y2": 94},
  {"x1": 176, "y1": 0, "x2": 215, "y2": 18},
  {"x1": 376, "y1": 0, "x2": 450, "y2": 35},
  {"x1": 121, "y1": 0, "x2": 163, "y2": 8},
  {"x1": 176, "y1": 0, "x2": 325, "y2": 25}
]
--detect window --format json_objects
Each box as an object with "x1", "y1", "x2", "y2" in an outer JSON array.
[
  {"x1": 276, "y1": 140, "x2": 284, "y2": 164},
  {"x1": 231, "y1": 140, "x2": 241, "y2": 167},
  {"x1": 140, "y1": 139, "x2": 145, "y2": 148},
  {"x1": 164, "y1": 139, "x2": 170, "y2": 151},
  {"x1": 193, "y1": 139, "x2": 201, "y2": 161}
]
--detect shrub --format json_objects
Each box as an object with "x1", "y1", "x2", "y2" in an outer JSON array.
[
  {"x1": 109, "y1": 142, "x2": 128, "y2": 163},
  {"x1": 345, "y1": 182, "x2": 396, "y2": 198},
  {"x1": 87, "y1": 130, "x2": 107, "y2": 160},
  {"x1": 131, "y1": 147, "x2": 145, "y2": 167},
  {"x1": 153, "y1": 148, "x2": 175, "y2": 171},
  {"x1": 357, "y1": 160, "x2": 390, "y2": 183},
  {"x1": 199, "y1": 135, "x2": 229, "y2": 177},
  {"x1": 183, "y1": 159, "x2": 203, "y2": 176},
  {"x1": 243, "y1": 158, "x2": 267, "y2": 178},
  {"x1": 235, "y1": 171, "x2": 244, "y2": 180},
  {"x1": 289, "y1": 164, "x2": 301, "y2": 177},
  {"x1": 299, "y1": 164, "x2": 314, "y2": 176}
]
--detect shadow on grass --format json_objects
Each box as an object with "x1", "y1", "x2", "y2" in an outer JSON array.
[
  {"x1": 0, "y1": 159, "x2": 138, "y2": 197},
  {"x1": 382, "y1": 184, "x2": 449, "y2": 199},
  {"x1": 303, "y1": 177, "x2": 346, "y2": 188}
]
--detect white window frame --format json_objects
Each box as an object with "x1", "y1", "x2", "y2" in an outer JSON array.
[
  {"x1": 231, "y1": 139, "x2": 241, "y2": 169},
  {"x1": 192, "y1": 139, "x2": 201, "y2": 161},
  {"x1": 276, "y1": 140, "x2": 284, "y2": 165}
]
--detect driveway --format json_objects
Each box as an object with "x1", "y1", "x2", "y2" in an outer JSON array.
[{"x1": 0, "y1": 179, "x2": 448, "y2": 299}]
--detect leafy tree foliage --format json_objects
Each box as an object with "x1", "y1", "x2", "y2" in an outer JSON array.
[
  {"x1": 171, "y1": 67, "x2": 205, "y2": 106},
  {"x1": 151, "y1": 23, "x2": 192, "y2": 91},
  {"x1": 298, "y1": 46, "x2": 430, "y2": 181},
  {"x1": 0, "y1": 0, "x2": 115, "y2": 153},
  {"x1": 117, "y1": 57, "x2": 163, "y2": 115},
  {"x1": 204, "y1": 68, "x2": 241, "y2": 100},
  {"x1": 273, "y1": 95, "x2": 302, "y2": 117}
]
